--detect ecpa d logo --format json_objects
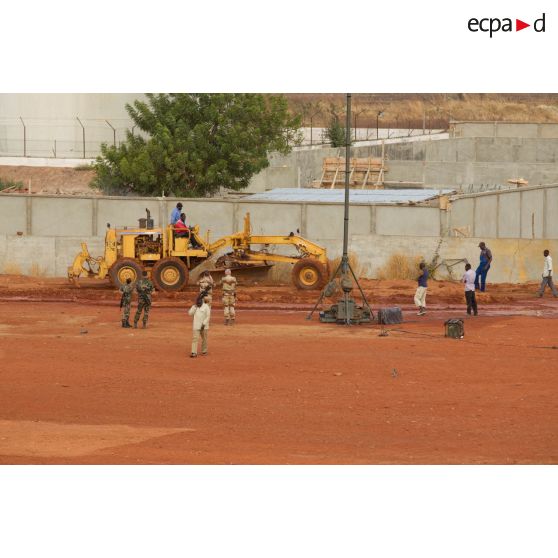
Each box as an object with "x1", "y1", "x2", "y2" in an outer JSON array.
[{"x1": 468, "y1": 13, "x2": 546, "y2": 37}]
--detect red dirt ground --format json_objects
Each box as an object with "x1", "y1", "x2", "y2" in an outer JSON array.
[{"x1": 0, "y1": 276, "x2": 557, "y2": 464}]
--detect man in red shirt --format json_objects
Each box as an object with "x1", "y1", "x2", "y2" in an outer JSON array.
[{"x1": 174, "y1": 212, "x2": 189, "y2": 238}]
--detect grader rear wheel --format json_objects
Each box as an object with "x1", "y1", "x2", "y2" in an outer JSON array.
[
  {"x1": 152, "y1": 257, "x2": 189, "y2": 292},
  {"x1": 292, "y1": 259, "x2": 328, "y2": 290},
  {"x1": 109, "y1": 258, "x2": 143, "y2": 289}
]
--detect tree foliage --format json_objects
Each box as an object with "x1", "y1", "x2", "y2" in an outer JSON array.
[
  {"x1": 93, "y1": 93, "x2": 301, "y2": 196},
  {"x1": 325, "y1": 117, "x2": 348, "y2": 148}
]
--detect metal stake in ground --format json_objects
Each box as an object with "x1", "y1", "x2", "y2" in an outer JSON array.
[{"x1": 307, "y1": 94, "x2": 373, "y2": 324}]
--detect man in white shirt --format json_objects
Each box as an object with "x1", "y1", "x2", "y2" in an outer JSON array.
[
  {"x1": 462, "y1": 263, "x2": 478, "y2": 316},
  {"x1": 537, "y1": 250, "x2": 558, "y2": 298}
]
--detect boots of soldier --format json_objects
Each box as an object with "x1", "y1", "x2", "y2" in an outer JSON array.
[
  {"x1": 122, "y1": 319, "x2": 131, "y2": 328},
  {"x1": 142, "y1": 321, "x2": 147, "y2": 329},
  {"x1": 133, "y1": 321, "x2": 138, "y2": 329},
  {"x1": 125, "y1": 320, "x2": 132, "y2": 328}
]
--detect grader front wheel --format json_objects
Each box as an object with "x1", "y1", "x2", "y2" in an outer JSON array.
[
  {"x1": 152, "y1": 257, "x2": 189, "y2": 292},
  {"x1": 109, "y1": 258, "x2": 143, "y2": 288},
  {"x1": 292, "y1": 260, "x2": 328, "y2": 290}
]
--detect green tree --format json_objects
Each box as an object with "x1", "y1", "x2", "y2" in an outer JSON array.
[
  {"x1": 93, "y1": 93, "x2": 301, "y2": 196},
  {"x1": 325, "y1": 117, "x2": 348, "y2": 147}
]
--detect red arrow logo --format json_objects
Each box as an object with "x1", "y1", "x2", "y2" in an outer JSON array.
[{"x1": 516, "y1": 19, "x2": 530, "y2": 31}]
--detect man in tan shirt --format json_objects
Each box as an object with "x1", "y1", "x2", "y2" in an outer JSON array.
[
  {"x1": 197, "y1": 270, "x2": 214, "y2": 304},
  {"x1": 220, "y1": 268, "x2": 237, "y2": 325}
]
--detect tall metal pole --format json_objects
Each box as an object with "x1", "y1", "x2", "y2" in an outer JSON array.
[
  {"x1": 310, "y1": 116, "x2": 313, "y2": 146},
  {"x1": 306, "y1": 93, "x2": 373, "y2": 323},
  {"x1": 342, "y1": 94, "x2": 351, "y2": 269},
  {"x1": 342, "y1": 94, "x2": 352, "y2": 324}
]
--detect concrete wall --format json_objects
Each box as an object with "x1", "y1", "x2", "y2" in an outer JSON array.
[
  {"x1": 450, "y1": 122, "x2": 558, "y2": 139},
  {"x1": 247, "y1": 135, "x2": 558, "y2": 192},
  {"x1": 1, "y1": 185, "x2": 558, "y2": 283},
  {"x1": 449, "y1": 185, "x2": 555, "y2": 241},
  {"x1": 350, "y1": 235, "x2": 558, "y2": 284}
]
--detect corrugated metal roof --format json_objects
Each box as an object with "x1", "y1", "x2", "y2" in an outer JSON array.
[{"x1": 247, "y1": 188, "x2": 454, "y2": 204}]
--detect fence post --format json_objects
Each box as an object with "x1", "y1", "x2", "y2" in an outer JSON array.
[
  {"x1": 310, "y1": 116, "x2": 313, "y2": 146},
  {"x1": 76, "y1": 117, "x2": 85, "y2": 158},
  {"x1": 105, "y1": 119, "x2": 116, "y2": 147},
  {"x1": 19, "y1": 117, "x2": 26, "y2": 157}
]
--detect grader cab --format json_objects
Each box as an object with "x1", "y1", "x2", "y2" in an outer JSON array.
[{"x1": 68, "y1": 209, "x2": 329, "y2": 291}]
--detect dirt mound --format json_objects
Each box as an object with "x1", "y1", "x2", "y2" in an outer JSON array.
[{"x1": 0, "y1": 274, "x2": 545, "y2": 308}]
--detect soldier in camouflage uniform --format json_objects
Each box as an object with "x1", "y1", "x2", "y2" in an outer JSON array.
[
  {"x1": 134, "y1": 270, "x2": 154, "y2": 328},
  {"x1": 197, "y1": 270, "x2": 214, "y2": 305},
  {"x1": 119, "y1": 278, "x2": 134, "y2": 328},
  {"x1": 220, "y1": 268, "x2": 237, "y2": 325}
]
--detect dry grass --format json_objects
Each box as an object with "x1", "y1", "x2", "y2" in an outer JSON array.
[
  {"x1": 287, "y1": 94, "x2": 558, "y2": 128},
  {"x1": 2, "y1": 263, "x2": 22, "y2": 275},
  {"x1": 376, "y1": 253, "x2": 425, "y2": 280},
  {"x1": 328, "y1": 252, "x2": 364, "y2": 279}
]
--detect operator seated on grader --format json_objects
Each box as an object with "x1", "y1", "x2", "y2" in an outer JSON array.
[
  {"x1": 173, "y1": 212, "x2": 203, "y2": 249},
  {"x1": 174, "y1": 213, "x2": 189, "y2": 238}
]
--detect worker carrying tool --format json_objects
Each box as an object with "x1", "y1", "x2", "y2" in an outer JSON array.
[
  {"x1": 134, "y1": 271, "x2": 154, "y2": 328},
  {"x1": 220, "y1": 268, "x2": 237, "y2": 326}
]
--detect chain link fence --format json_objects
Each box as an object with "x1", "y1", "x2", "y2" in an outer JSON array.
[
  {"x1": 0, "y1": 116, "x2": 135, "y2": 159},
  {"x1": 0, "y1": 116, "x2": 449, "y2": 159}
]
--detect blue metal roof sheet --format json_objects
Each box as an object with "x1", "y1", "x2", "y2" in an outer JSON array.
[{"x1": 247, "y1": 188, "x2": 454, "y2": 204}]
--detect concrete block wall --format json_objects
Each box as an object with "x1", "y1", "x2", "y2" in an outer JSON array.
[
  {"x1": 1, "y1": 186, "x2": 558, "y2": 283},
  {"x1": 449, "y1": 185, "x2": 557, "y2": 241},
  {"x1": 451, "y1": 122, "x2": 558, "y2": 139},
  {"x1": 247, "y1": 134, "x2": 558, "y2": 192},
  {"x1": 324, "y1": 235, "x2": 558, "y2": 284}
]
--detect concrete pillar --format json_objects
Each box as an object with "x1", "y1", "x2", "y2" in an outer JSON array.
[
  {"x1": 92, "y1": 198, "x2": 98, "y2": 236},
  {"x1": 440, "y1": 205, "x2": 451, "y2": 237},
  {"x1": 300, "y1": 204, "x2": 307, "y2": 237},
  {"x1": 472, "y1": 197, "x2": 477, "y2": 237},
  {"x1": 26, "y1": 197, "x2": 32, "y2": 235},
  {"x1": 495, "y1": 194, "x2": 500, "y2": 238},
  {"x1": 543, "y1": 188, "x2": 547, "y2": 239},
  {"x1": 158, "y1": 199, "x2": 166, "y2": 229},
  {"x1": 232, "y1": 202, "x2": 239, "y2": 233},
  {"x1": 519, "y1": 190, "x2": 523, "y2": 238},
  {"x1": 369, "y1": 205, "x2": 376, "y2": 234}
]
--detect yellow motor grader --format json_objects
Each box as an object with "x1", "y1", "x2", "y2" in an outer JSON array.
[{"x1": 68, "y1": 209, "x2": 329, "y2": 291}]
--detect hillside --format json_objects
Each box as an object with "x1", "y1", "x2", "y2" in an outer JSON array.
[
  {"x1": 285, "y1": 93, "x2": 558, "y2": 129},
  {"x1": 0, "y1": 166, "x2": 98, "y2": 195}
]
